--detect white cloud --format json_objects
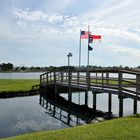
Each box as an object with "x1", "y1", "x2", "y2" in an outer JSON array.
[
  {"x1": 97, "y1": 26, "x2": 140, "y2": 43},
  {"x1": 13, "y1": 9, "x2": 64, "y2": 23},
  {"x1": 1, "y1": 0, "x2": 140, "y2": 66},
  {"x1": 108, "y1": 45, "x2": 140, "y2": 59}
]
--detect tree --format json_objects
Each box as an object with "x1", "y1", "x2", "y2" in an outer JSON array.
[
  {"x1": 21, "y1": 66, "x2": 26, "y2": 71},
  {"x1": 0, "y1": 63, "x2": 13, "y2": 71}
]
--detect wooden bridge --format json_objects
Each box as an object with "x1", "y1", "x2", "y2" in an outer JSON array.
[{"x1": 40, "y1": 69, "x2": 140, "y2": 117}]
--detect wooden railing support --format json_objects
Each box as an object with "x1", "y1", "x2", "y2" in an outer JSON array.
[
  {"x1": 106, "y1": 72, "x2": 109, "y2": 86},
  {"x1": 119, "y1": 71, "x2": 123, "y2": 117},
  {"x1": 134, "y1": 74, "x2": 140, "y2": 114},
  {"x1": 86, "y1": 71, "x2": 90, "y2": 90},
  {"x1": 61, "y1": 71, "x2": 63, "y2": 83},
  {"x1": 101, "y1": 71, "x2": 103, "y2": 89},
  {"x1": 77, "y1": 71, "x2": 79, "y2": 85},
  {"x1": 46, "y1": 73, "x2": 48, "y2": 84},
  {"x1": 54, "y1": 72, "x2": 56, "y2": 83}
]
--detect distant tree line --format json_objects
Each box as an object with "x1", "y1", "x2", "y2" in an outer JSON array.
[
  {"x1": 0, "y1": 63, "x2": 13, "y2": 71},
  {"x1": 0, "y1": 62, "x2": 140, "y2": 72}
]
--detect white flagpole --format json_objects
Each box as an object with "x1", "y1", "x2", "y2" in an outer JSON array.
[
  {"x1": 87, "y1": 25, "x2": 90, "y2": 67},
  {"x1": 78, "y1": 29, "x2": 82, "y2": 120},
  {"x1": 79, "y1": 29, "x2": 81, "y2": 68}
]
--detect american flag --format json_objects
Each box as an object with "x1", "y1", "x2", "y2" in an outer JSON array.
[{"x1": 80, "y1": 31, "x2": 88, "y2": 39}]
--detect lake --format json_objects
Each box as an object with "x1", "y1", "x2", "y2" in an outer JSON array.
[
  {"x1": 0, "y1": 92, "x2": 140, "y2": 138},
  {"x1": 0, "y1": 72, "x2": 140, "y2": 138},
  {"x1": 0, "y1": 72, "x2": 44, "y2": 79},
  {"x1": 0, "y1": 95, "x2": 68, "y2": 138}
]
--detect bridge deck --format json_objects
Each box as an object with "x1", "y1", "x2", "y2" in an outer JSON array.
[
  {"x1": 40, "y1": 69, "x2": 140, "y2": 117},
  {"x1": 40, "y1": 70, "x2": 140, "y2": 101}
]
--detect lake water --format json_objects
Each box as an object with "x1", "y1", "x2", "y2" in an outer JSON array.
[
  {"x1": 0, "y1": 72, "x2": 44, "y2": 79},
  {"x1": 0, "y1": 93, "x2": 140, "y2": 138},
  {"x1": 0, "y1": 95, "x2": 69, "y2": 138}
]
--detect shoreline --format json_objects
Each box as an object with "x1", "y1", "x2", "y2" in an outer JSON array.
[
  {"x1": 0, "y1": 79, "x2": 40, "y2": 98},
  {"x1": 1, "y1": 115, "x2": 140, "y2": 140},
  {"x1": 0, "y1": 89, "x2": 39, "y2": 98}
]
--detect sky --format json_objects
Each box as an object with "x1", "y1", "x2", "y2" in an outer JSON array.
[{"x1": 0, "y1": 0, "x2": 140, "y2": 67}]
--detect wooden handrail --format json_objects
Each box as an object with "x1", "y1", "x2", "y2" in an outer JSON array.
[{"x1": 40, "y1": 70, "x2": 140, "y2": 100}]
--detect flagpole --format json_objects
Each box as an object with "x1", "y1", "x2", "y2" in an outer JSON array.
[
  {"x1": 78, "y1": 30, "x2": 81, "y2": 113},
  {"x1": 87, "y1": 25, "x2": 90, "y2": 67},
  {"x1": 79, "y1": 29, "x2": 81, "y2": 68}
]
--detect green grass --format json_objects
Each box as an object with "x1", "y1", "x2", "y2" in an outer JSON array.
[
  {"x1": 90, "y1": 79, "x2": 135, "y2": 85},
  {"x1": 2, "y1": 116, "x2": 140, "y2": 140},
  {"x1": 0, "y1": 79, "x2": 39, "y2": 92}
]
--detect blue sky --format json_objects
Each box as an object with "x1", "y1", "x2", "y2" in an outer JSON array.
[{"x1": 0, "y1": 0, "x2": 140, "y2": 67}]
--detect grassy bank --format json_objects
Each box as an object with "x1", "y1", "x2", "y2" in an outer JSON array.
[
  {"x1": 0, "y1": 79, "x2": 39, "y2": 92},
  {"x1": 2, "y1": 115, "x2": 140, "y2": 140}
]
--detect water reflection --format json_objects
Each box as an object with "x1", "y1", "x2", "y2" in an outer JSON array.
[
  {"x1": 0, "y1": 91, "x2": 140, "y2": 138},
  {"x1": 39, "y1": 92, "x2": 115, "y2": 127},
  {"x1": 0, "y1": 95, "x2": 68, "y2": 138}
]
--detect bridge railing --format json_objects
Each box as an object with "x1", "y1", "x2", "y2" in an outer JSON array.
[
  {"x1": 119, "y1": 70, "x2": 140, "y2": 99},
  {"x1": 40, "y1": 70, "x2": 140, "y2": 99}
]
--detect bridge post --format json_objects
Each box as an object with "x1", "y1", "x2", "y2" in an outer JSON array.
[
  {"x1": 47, "y1": 73, "x2": 48, "y2": 84},
  {"x1": 92, "y1": 91, "x2": 97, "y2": 116},
  {"x1": 133, "y1": 74, "x2": 140, "y2": 114},
  {"x1": 106, "y1": 72, "x2": 109, "y2": 86},
  {"x1": 133, "y1": 99, "x2": 137, "y2": 115},
  {"x1": 119, "y1": 71, "x2": 123, "y2": 117},
  {"x1": 68, "y1": 71, "x2": 72, "y2": 102},
  {"x1": 69, "y1": 71, "x2": 72, "y2": 85},
  {"x1": 61, "y1": 71, "x2": 63, "y2": 83},
  {"x1": 119, "y1": 97, "x2": 123, "y2": 117},
  {"x1": 68, "y1": 88, "x2": 72, "y2": 102},
  {"x1": 85, "y1": 91, "x2": 88, "y2": 106},
  {"x1": 86, "y1": 71, "x2": 90, "y2": 90},
  {"x1": 77, "y1": 71, "x2": 79, "y2": 85},
  {"x1": 101, "y1": 71, "x2": 104, "y2": 89},
  {"x1": 50, "y1": 73, "x2": 51, "y2": 82},
  {"x1": 54, "y1": 72, "x2": 56, "y2": 83},
  {"x1": 108, "y1": 93, "x2": 112, "y2": 114},
  {"x1": 95, "y1": 73, "x2": 97, "y2": 84},
  {"x1": 55, "y1": 85, "x2": 58, "y2": 101}
]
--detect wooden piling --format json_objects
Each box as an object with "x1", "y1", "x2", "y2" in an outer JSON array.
[
  {"x1": 133, "y1": 99, "x2": 137, "y2": 114},
  {"x1": 118, "y1": 71, "x2": 123, "y2": 117},
  {"x1": 85, "y1": 91, "x2": 88, "y2": 106},
  {"x1": 108, "y1": 93, "x2": 112, "y2": 114},
  {"x1": 68, "y1": 88, "x2": 72, "y2": 102},
  {"x1": 92, "y1": 91, "x2": 97, "y2": 115},
  {"x1": 119, "y1": 97, "x2": 123, "y2": 117},
  {"x1": 68, "y1": 71, "x2": 72, "y2": 102},
  {"x1": 55, "y1": 85, "x2": 58, "y2": 101}
]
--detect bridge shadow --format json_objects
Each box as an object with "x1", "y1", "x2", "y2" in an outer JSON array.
[{"x1": 39, "y1": 90, "x2": 116, "y2": 127}]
